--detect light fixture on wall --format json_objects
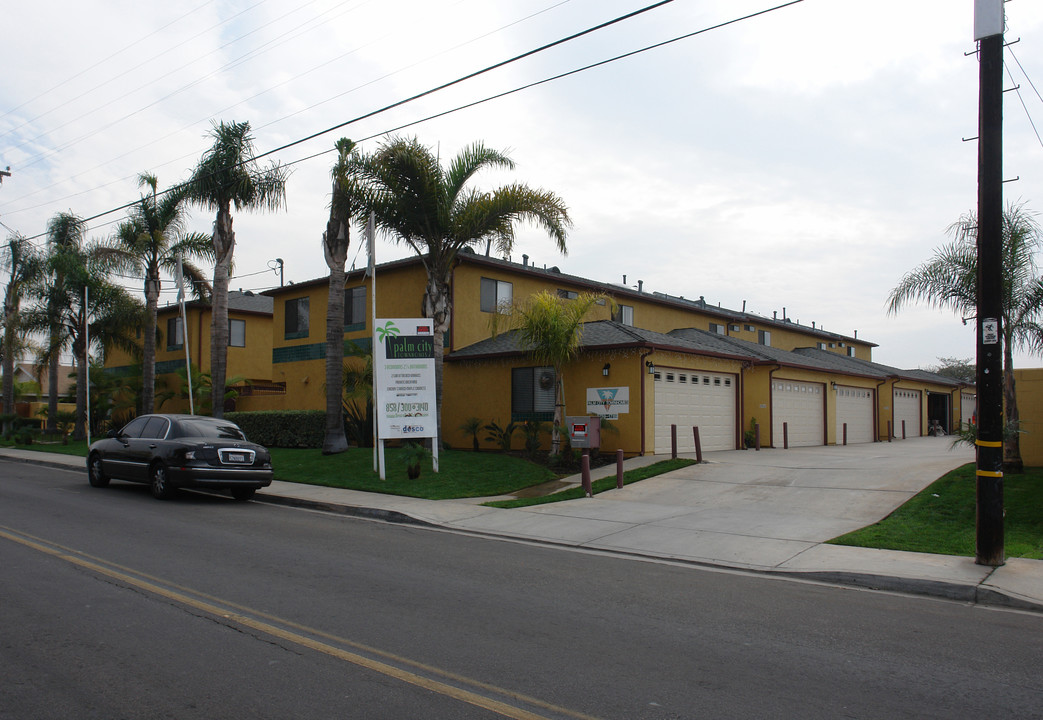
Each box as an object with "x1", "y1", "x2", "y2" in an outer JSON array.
[
  {"x1": 831, "y1": 381, "x2": 837, "y2": 391},
  {"x1": 602, "y1": 363, "x2": 611, "y2": 377},
  {"x1": 646, "y1": 360, "x2": 656, "y2": 375}
]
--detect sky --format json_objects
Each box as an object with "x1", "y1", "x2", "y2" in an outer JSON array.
[{"x1": 3, "y1": 0, "x2": 1043, "y2": 371}]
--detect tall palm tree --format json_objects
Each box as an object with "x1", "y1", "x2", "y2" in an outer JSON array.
[
  {"x1": 107, "y1": 173, "x2": 213, "y2": 414},
  {"x1": 508, "y1": 290, "x2": 606, "y2": 453},
  {"x1": 355, "y1": 136, "x2": 571, "y2": 442},
  {"x1": 1, "y1": 234, "x2": 44, "y2": 434},
  {"x1": 185, "y1": 120, "x2": 287, "y2": 418},
  {"x1": 322, "y1": 138, "x2": 367, "y2": 454},
  {"x1": 888, "y1": 202, "x2": 1043, "y2": 472}
]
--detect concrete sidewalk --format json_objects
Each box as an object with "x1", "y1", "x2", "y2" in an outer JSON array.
[{"x1": 3, "y1": 439, "x2": 1041, "y2": 613}]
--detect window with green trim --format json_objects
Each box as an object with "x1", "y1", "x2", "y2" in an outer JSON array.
[{"x1": 285, "y1": 297, "x2": 309, "y2": 339}]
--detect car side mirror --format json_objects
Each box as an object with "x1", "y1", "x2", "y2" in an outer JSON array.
[{"x1": 107, "y1": 429, "x2": 120, "y2": 439}]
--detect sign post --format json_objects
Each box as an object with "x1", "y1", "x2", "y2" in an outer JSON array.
[{"x1": 373, "y1": 318, "x2": 438, "y2": 480}]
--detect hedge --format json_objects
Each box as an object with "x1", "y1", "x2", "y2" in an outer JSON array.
[{"x1": 226, "y1": 410, "x2": 332, "y2": 448}]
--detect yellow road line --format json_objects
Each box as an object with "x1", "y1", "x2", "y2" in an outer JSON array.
[{"x1": 0, "y1": 526, "x2": 601, "y2": 720}]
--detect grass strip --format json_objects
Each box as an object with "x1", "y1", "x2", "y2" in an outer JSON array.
[
  {"x1": 484, "y1": 458, "x2": 697, "y2": 508},
  {"x1": 829, "y1": 463, "x2": 1043, "y2": 559}
]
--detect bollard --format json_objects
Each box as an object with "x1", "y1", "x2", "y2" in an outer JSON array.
[
  {"x1": 671, "y1": 424, "x2": 678, "y2": 459},
  {"x1": 616, "y1": 449, "x2": 624, "y2": 489},
  {"x1": 902, "y1": 420, "x2": 906, "y2": 440},
  {"x1": 783, "y1": 422, "x2": 789, "y2": 449},
  {"x1": 843, "y1": 422, "x2": 848, "y2": 446},
  {"x1": 582, "y1": 450, "x2": 592, "y2": 497},
  {"x1": 693, "y1": 426, "x2": 703, "y2": 463},
  {"x1": 754, "y1": 423, "x2": 761, "y2": 451},
  {"x1": 887, "y1": 420, "x2": 892, "y2": 442}
]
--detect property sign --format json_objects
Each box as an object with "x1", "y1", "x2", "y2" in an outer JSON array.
[
  {"x1": 587, "y1": 386, "x2": 630, "y2": 419},
  {"x1": 374, "y1": 318, "x2": 437, "y2": 439}
]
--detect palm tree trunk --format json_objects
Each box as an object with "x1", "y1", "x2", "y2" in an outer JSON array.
[
  {"x1": 141, "y1": 276, "x2": 160, "y2": 414},
  {"x1": 72, "y1": 331, "x2": 87, "y2": 441},
  {"x1": 422, "y1": 273, "x2": 452, "y2": 449},
  {"x1": 2, "y1": 295, "x2": 17, "y2": 434},
  {"x1": 322, "y1": 232, "x2": 349, "y2": 454},
  {"x1": 1002, "y1": 337, "x2": 1023, "y2": 473},
  {"x1": 46, "y1": 327, "x2": 60, "y2": 433},
  {"x1": 210, "y1": 207, "x2": 234, "y2": 418}
]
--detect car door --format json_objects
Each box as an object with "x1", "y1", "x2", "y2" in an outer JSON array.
[
  {"x1": 126, "y1": 416, "x2": 170, "y2": 479},
  {"x1": 104, "y1": 416, "x2": 150, "y2": 480}
]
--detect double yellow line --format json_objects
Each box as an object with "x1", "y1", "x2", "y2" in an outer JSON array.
[{"x1": 0, "y1": 525, "x2": 601, "y2": 720}]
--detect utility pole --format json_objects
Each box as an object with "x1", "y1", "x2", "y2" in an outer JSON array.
[
  {"x1": 974, "y1": 0, "x2": 1005, "y2": 567},
  {"x1": 0, "y1": 167, "x2": 10, "y2": 185}
]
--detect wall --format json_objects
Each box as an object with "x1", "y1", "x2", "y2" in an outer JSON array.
[{"x1": 1014, "y1": 368, "x2": 1043, "y2": 466}]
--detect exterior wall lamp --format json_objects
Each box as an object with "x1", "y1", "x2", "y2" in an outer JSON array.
[
  {"x1": 646, "y1": 360, "x2": 656, "y2": 375},
  {"x1": 602, "y1": 363, "x2": 611, "y2": 377}
]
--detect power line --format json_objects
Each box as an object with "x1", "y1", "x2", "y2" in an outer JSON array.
[{"x1": 10, "y1": 0, "x2": 803, "y2": 246}]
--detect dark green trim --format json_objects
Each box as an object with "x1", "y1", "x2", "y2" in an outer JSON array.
[
  {"x1": 284, "y1": 331, "x2": 309, "y2": 341},
  {"x1": 512, "y1": 412, "x2": 554, "y2": 423},
  {"x1": 273, "y1": 336, "x2": 373, "y2": 364}
]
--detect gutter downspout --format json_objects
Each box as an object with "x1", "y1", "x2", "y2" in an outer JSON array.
[
  {"x1": 639, "y1": 347, "x2": 655, "y2": 456},
  {"x1": 765, "y1": 364, "x2": 781, "y2": 448},
  {"x1": 874, "y1": 376, "x2": 889, "y2": 442}
]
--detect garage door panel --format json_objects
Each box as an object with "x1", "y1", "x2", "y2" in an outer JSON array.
[
  {"x1": 654, "y1": 371, "x2": 736, "y2": 453},
  {"x1": 894, "y1": 389, "x2": 921, "y2": 438},
  {"x1": 772, "y1": 380, "x2": 824, "y2": 447},
  {"x1": 836, "y1": 386, "x2": 875, "y2": 444}
]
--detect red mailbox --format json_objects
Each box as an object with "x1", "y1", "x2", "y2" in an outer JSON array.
[{"x1": 566, "y1": 416, "x2": 601, "y2": 449}]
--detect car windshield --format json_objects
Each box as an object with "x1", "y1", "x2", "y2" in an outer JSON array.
[{"x1": 176, "y1": 419, "x2": 247, "y2": 440}]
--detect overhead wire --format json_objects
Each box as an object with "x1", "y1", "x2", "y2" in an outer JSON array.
[
  {"x1": 9, "y1": 0, "x2": 803, "y2": 248},
  {"x1": 1005, "y1": 45, "x2": 1043, "y2": 152}
]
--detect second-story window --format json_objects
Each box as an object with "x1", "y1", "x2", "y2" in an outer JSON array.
[
  {"x1": 285, "y1": 297, "x2": 310, "y2": 339},
  {"x1": 344, "y1": 286, "x2": 366, "y2": 328},
  {"x1": 166, "y1": 317, "x2": 184, "y2": 350},
  {"x1": 709, "y1": 323, "x2": 726, "y2": 335},
  {"x1": 229, "y1": 319, "x2": 246, "y2": 347},
  {"x1": 480, "y1": 277, "x2": 512, "y2": 313},
  {"x1": 758, "y1": 330, "x2": 771, "y2": 347},
  {"x1": 557, "y1": 289, "x2": 578, "y2": 300},
  {"x1": 612, "y1": 304, "x2": 634, "y2": 326}
]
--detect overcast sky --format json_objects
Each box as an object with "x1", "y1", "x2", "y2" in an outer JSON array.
[{"x1": 3, "y1": 0, "x2": 1043, "y2": 370}]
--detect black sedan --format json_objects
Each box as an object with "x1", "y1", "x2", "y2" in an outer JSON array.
[{"x1": 87, "y1": 414, "x2": 273, "y2": 500}]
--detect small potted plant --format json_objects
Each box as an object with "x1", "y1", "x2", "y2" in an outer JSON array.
[
  {"x1": 400, "y1": 442, "x2": 432, "y2": 479},
  {"x1": 744, "y1": 417, "x2": 758, "y2": 449}
]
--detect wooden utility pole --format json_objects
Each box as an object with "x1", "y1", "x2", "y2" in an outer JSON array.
[{"x1": 974, "y1": 0, "x2": 1005, "y2": 567}]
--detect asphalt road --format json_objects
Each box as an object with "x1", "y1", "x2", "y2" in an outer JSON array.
[{"x1": 2, "y1": 459, "x2": 1042, "y2": 720}]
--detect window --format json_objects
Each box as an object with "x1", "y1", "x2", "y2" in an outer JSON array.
[
  {"x1": 166, "y1": 317, "x2": 184, "y2": 350},
  {"x1": 511, "y1": 366, "x2": 555, "y2": 421},
  {"x1": 758, "y1": 330, "x2": 771, "y2": 346},
  {"x1": 613, "y1": 304, "x2": 634, "y2": 326},
  {"x1": 119, "y1": 416, "x2": 150, "y2": 438},
  {"x1": 480, "y1": 277, "x2": 513, "y2": 313},
  {"x1": 848, "y1": 346, "x2": 856, "y2": 357},
  {"x1": 344, "y1": 286, "x2": 366, "y2": 328},
  {"x1": 817, "y1": 342, "x2": 826, "y2": 350},
  {"x1": 285, "y1": 297, "x2": 309, "y2": 339},
  {"x1": 709, "y1": 323, "x2": 725, "y2": 335},
  {"x1": 744, "y1": 324, "x2": 755, "y2": 332},
  {"x1": 729, "y1": 324, "x2": 740, "y2": 332},
  {"x1": 229, "y1": 319, "x2": 246, "y2": 347},
  {"x1": 829, "y1": 342, "x2": 836, "y2": 348},
  {"x1": 142, "y1": 416, "x2": 169, "y2": 439},
  {"x1": 556, "y1": 289, "x2": 578, "y2": 300}
]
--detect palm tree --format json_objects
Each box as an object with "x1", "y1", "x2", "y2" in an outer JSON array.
[
  {"x1": 507, "y1": 290, "x2": 605, "y2": 453},
  {"x1": 887, "y1": 202, "x2": 1043, "y2": 472},
  {"x1": 1, "y1": 234, "x2": 44, "y2": 435},
  {"x1": 107, "y1": 173, "x2": 213, "y2": 414},
  {"x1": 185, "y1": 120, "x2": 287, "y2": 418},
  {"x1": 322, "y1": 138, "x2": 367, "y2": 454},
  {"x1": 355, "y1": 136, "x2": 571, "y2": 442}
]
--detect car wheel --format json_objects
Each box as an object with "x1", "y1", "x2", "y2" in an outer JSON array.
[
  {"x1": 87, "y1": 453, "x2": 110, "y2": 488},
  {"x1": 150, "y1": 462, "x2": 175, "y2": 500},
  {"x1": 230, "y1": 487, "x2": 256, "y2": 502}
]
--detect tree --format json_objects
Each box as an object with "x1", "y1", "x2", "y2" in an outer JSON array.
[
  {"x1": 506, "y1": 290, "x2": 605, "y2": 454},
  {"x1": 322, "y1": 138, "x2": 367, "y2": 454},
  {"x1": 186, "y1": 120, "x2": 287, "y2": 418},
  {"x1": 926, "y1": 357, "x2": 976, "y2": 384},
  {"x1": 355, "y1": 136, "x2": 570, "y2": 443},
  {"x1": 107, "y1": 173, "x2": 213, "y2": 415},
  {"x1": 1, "y1": 234, "x2": 44, "y2": 435},
  {"x1": 888, "y1": 202, "x2": 1043, "y2": 472}
]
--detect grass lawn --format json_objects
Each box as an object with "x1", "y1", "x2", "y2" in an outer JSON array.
[
  {"x1": 485, "y1": 458, "x2": 697, "y2": 508},
  {"x1": 830, "y1": 463, "x2": 1043, "y2": 560}
]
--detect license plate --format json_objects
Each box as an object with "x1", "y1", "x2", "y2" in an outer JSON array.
[{"x1": 227, "y1": 453, "x2": 247, "y2": 463}]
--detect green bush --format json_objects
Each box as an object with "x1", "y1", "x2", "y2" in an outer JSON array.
[{"x1": 226, "y1": 410, "x2": 329, "y2": 448}]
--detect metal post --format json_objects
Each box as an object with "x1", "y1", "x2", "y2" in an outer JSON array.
[
  {"x1": 975, "y1": 1, "x2": 1006, "y2": 565},
  {"x1": 842, "y1": 422, "x2": 848, "y2": 446},
  {"x1": 582, "y1": 450, "x2": 592, "y2": 497},
  {"x1": 693, "y1": 426, "x2": 703, "y2": 463},
  {"x1": 616, "y1": 449, "x2": 624, "y2": 489},
  {"x1": 754, "y1": 423, "x2": 761, "y2": 451},
  {"x1": 670, "y1": 424, "x2": 677, "y2": 459},
  {"x1": 902, "y1": 420, "x2": 906, "y2": 440},
  {"x1": 887, "y1": 421, "x2": 892, "y2": 442},
  {"x1": 783, "y1": 422, "x2": 789, "y2": 449}
]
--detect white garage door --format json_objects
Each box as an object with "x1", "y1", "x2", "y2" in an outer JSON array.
[
  {"x1": 893, "y1": 388, "x2": 921, "y2": 438},
  {"x1": 836, "y1": 386, "x2": 875, "y2": 444},
  {"x1": 654, "y1": 370, "x2": 737, "y2": 453},
  {"x1": 772, "y1": 379, "x2": 824, "y2": 447},
  {"x1": 961, "y1": 392, "x2": 976, "y2": 429}
]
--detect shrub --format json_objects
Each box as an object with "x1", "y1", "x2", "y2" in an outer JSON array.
[
  {"x1": 484, "y1": 420, "x2": 518, "y2": 452},
  {"x1": 226, "y1": 410, "x2": 328, "y2": 448}
]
